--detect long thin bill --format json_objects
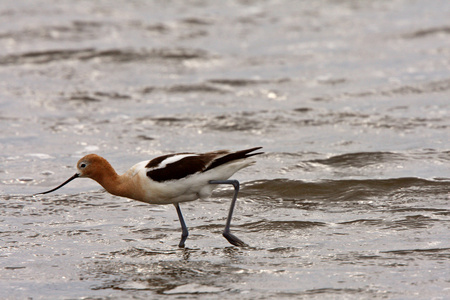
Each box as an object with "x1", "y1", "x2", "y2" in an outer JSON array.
[{"x1": 35, "y1": 173, "x2": 80, "y2": 195}]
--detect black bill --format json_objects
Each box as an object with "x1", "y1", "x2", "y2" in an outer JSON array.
[{"x1": 35, "y1": 173, "x2": 80, "y2": 195}]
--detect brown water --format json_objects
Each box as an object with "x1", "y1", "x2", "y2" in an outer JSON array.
[{"x1": 1, "y1": 0, "x2": 449, "y2": 299}]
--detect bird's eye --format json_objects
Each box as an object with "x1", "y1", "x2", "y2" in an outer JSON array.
[{"x1": 79, "y1": 162, "x2": 87, "y2": 169}]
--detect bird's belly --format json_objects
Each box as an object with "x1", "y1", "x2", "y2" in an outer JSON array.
[
  {"x1": 140, "y1": 192, "x2": 200, "y2": 205},
  {"x1": 134, "y1": 180, "x2": 214, "y2": 205},
  {"x1": 129, "y1": 169, "x2": 220, "y2": 205}
]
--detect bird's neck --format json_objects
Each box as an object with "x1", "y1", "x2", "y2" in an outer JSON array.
[
  {"x1": 98, "y1": 172, "x2": 142, "y2": 201},
  {"x1": 90, "y1": 159, "x2": 145, "y2": 201},
  {"x1": 92, "y1": 163, "x2": 128, "y2": 198}
]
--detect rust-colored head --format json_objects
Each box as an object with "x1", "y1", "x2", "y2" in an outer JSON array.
[
  {"x1": 76, "y1": 154, "x2": 113, "y2": 180},
  {"x1": 36, "y1": 154, "x2": 117, "y2": 195}
]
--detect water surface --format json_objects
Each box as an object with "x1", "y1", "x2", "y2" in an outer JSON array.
[{"x1": 0, "y1": 0, "x2": 449, "y2": 299}]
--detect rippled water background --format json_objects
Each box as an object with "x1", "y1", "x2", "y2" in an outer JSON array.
[{"x1": 1, "y1": 0, "x2": 449, "y2": 299}]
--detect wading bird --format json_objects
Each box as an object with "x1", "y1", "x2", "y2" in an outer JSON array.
[{"x1": 36, "y1": 147, "x2": 263, "y2": 247}]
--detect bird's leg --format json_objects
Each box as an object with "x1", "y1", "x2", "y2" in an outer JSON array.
[
  {"x1": 174, "y1": 203, "x2": 189, "y2": 248},
  {"x1": 209, "y1": 180, "x2": 248, "y2": 247}
]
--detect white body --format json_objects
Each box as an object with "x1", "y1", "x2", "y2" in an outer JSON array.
[{"x1": 124, "y1": 158, "x2": 255, "y2": 204}]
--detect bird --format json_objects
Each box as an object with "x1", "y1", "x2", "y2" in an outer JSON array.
[{"x1": 35, "y1": 147, "x2": 263, "y2": 247}]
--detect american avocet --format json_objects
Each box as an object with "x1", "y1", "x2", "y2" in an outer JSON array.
[{"x1": 36, "y1": 147, "x2": 263, "y2": 247}]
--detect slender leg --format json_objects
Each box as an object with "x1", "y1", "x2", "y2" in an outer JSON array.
[
  {"x1": 174, "y1": 203, "x2": 189, "y2": 248},
  {"x1": 209, "y1": 180, "x2": 248, "y2": 247}
]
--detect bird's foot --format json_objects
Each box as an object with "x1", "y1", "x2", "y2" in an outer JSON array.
[
  {"x1": 223, "y1": 232, "x2": 248, "y2": 247},
  {"x1": 178, "y1": 228, "x2": 189, "y2": 248}
]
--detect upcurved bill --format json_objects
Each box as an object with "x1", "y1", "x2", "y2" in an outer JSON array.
[{"x1": 35, "y1": 173, "x2": 80, "y2": 195}]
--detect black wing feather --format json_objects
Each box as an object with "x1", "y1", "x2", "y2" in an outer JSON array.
[
  {"x1": 147, "y1": 155, "x2": 207, "y2": 182},
  {"x1": 146, "y1": 147, "x2": 263, "y2": 182},
  {"x1": 204, "y1": 147, "x2": 263, "y2": 172}
]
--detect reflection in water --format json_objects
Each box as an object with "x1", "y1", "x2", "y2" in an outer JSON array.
[{"x1": 87, "y1": 247, "x2": 247, "y2": 295}]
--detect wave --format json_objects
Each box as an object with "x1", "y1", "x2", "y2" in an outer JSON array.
[
  {"x1": 310, "y1": 151, "x2": 406, "y2": 168},
  {"x1": 234, "y1": 177, "x2": 450, "y2": 202},
  {"x1": 0, "y1": 47, "x2": 211, "y2": 65}
]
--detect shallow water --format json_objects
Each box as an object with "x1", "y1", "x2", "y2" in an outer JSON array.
[{"x1": 1, "y1": 0, "x2": 449, "y2": 299}]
